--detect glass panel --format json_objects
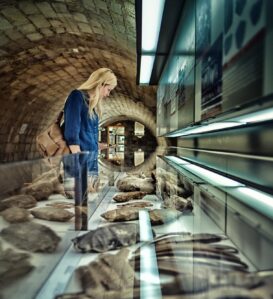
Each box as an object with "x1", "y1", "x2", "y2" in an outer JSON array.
[
  {"x1": 1, "y1": 147, "x2": 273, "y2": 298},
  {"x1": 158, "y1": 0, "x2": 273, "y2": 134}
]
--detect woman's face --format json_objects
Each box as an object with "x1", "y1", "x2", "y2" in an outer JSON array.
[{"x1": 100, "y1": 84, "x2": 114, "y2": 98}]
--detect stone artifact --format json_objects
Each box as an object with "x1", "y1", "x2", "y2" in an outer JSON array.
[
  {"x1": 112, "y1": 191, "x2": 147, "y2": 202},
  {"x1": 116, "y1": 201, "x2": 153, "y2": 208},
  {"x1": 20, "y1": 168, "x2": 66, "y2": 201},
  {"x1": 164, "y1": 181, "x2": 193, "y2": 198},
  {"x1": 0, "y1": 244, "x2": 34, "y2": 287},
  {"x1": 188, "y1": 283, "x2": 273, "y2": 299},
  {"x1": 77, "y1": 249, "x2": 134, "y2": 292},
  {"x1": 64, "y1": 190, "x2": 74, "y2": 199},
  {"x1": 55, "y1": 290, "x2": 136, "y2": 299},
  {"x1": 174, "y1": 243, "x2": 238, "y2": 257},
  {"x1": 116, "y1": 176, "x2": 155, "y2": 193},
  {"x1": 46, "y1": 201, "x2": 74, "y2": 209},
  {"x1": 134, "y1": 244, "x2": 248, "y2": 273},
  {"x1": 20, "y1": 180, "x2": 60, "y2": 201},
  {"x1": 164, "y1": 195, "x2": 193, "y2": 212},
  {"x1": 166, "y1": 270, "x2": 273, "y2": 297},
  {"x1": 152, "y1": 232, "x2": 228, "y2": 245},
  {"x1": 0, "y1": 222, "x2": 61, "y2": 252},
  {"x1": 55, "y1": 249, "x2": 135, "y2": 299},
  {"x1": 31, "y1": 207, "x2": 74, "y2": 222},
  {"x1": 1, "y1": 207, "x2": 31, "y2": 223},
  {"x1": 149, "y1": 209, "x2": 183, "y2": 225},
  {"x1": 72, "y1": 223, "x2": 140, "y2": 253},
  {"x1": 128, "y1": 171, "x2": 153, "y2": 179},
  {"x1": 157, "y1": 168, "x2": 194, "y2": 200},
  {"x1": 55, "y1": 290, "x2": 134, "y2": 299},
  {"x1": 101, "y1": 207, "x2": 182, "y2": 226},
  {"x1": 32, "y1": 168, "x2": 59, "y2": 183},
  {"x1": 55, "y1": 271, "x2": 273, "y2": 299},
  {"x1": 138, "y1": 263, "x2": 273, "y2": 297},
  {"x1": 101, "y1": 207, "x2": 142, "y2": 222},
  {"x1": 153, "y1": 242, "x2": 243, "y2": 261},
  {"x1": 0, "y1": 194, "x2": 36, "y2": 211}
]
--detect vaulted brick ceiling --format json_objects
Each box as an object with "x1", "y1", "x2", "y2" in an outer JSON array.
[{"x1": 0, "y1": 0, "x2": 161, "y2": 162}]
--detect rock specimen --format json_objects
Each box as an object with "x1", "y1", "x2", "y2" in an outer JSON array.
[
  {"x1": 101, "y1": 207, "x2": 141, "y2": 222},
  {"x1": 20, "y1": 181, "x2": 57, "y2": 201},
  {"x1": 116, "y1": 176, "x2": 155, "y2": 193},
  {"x1": 55, "y1": 249, "x2": 135, "y2": 299},
  {"x1": 56, "y1": 271, "x2": 273, "y2": 298},
  {"x1": 101, "y1": 207, "x2": 182, "y2": 225},
  {"x1": 0, "y1": 194, "x2": 36, "y2": 211},
  {"x1": 20, "y1": 169, "x2": 66, "y2": 201},
  {"x1": 164, "y1": 195, "x2": 193, "y2": 212},
  {"x1": 31, "y1": 207, "x2": 74, "y2": 222},
  {"x1": 117, "y1": 201, "x2": 153, "y2": 208},
  {"x1": 72, "y1": 223, "x2": 140, "y2": 253},
  {"x1": 149, "y1": 209, "x2": 183, "y2": 225},
  {"x1": 0, "y1": 245, "x2": 34, "y2": 287},
  {"x1": 152, "y1": 232, "x2": 228, "y2": 245},
  {"x1": 112, "y1": 191, "x2": 147, "y2": 202},
  {"x1": 77, "y1": 249, "x2": 134, "y2": 292},
  {"x1": 157, "y1": 167, "x2": 193, "y2": 200},
  {"x1": 55, "y1": 290, "x2": 135, "y2": 299},
  {"x1": 1, "y1": 207, "x2": 31, "y2": 223},
  {"x1": 46, "y1": 201, "x2": 74, "y2": 209},
  {"x1": 164, "y1": 181, "x2": 193, "y2": 198},
  {"x1": 0, "y1": 222, "x2": 61, "y2": 252},
  {"x1": 32, "y1": 168, "x2": 59, "y2": 184}
]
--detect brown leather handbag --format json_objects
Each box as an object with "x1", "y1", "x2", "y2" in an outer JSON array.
[{"x1": 36, "y1": 111, "x2": 70, "y2": 157}]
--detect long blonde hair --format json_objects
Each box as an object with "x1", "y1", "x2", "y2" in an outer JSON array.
[{"x1": 78, "y1": 68, "x2": 117, "y2": 118}]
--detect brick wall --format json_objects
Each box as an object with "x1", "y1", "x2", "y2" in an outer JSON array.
[{"x1": 0, "y1": 0, "x2": 162, "y2": 162}]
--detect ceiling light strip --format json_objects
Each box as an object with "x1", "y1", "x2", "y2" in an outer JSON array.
[
  {"x1": 141, "y1": 0, "x2": 165, "y2": 52},
  {"x1": 183, "y1": 164, "x2": 243, "y2": 187},
  {"x1": 166, "y1": 106, "x2": 273, "y2": 137},
  {"x1": 164, "y1": 156, "x2": 273, "y2": 220},
  {"x1": 140, "y1": 0, "x2": 165, "y2": 84},
  {"x1": 229, "y1": 187, "x2": 273, "y2": 221},
  {"x1": 165, "y1": 155, "x2": 190, "y2": 165},
  {"x1": 140, "y1": 55, "x2": 156, "y2": 84},
  {"x1": 166, "y1": 121, "x2": 244, "y2": 137},
  {"x1": 176, "y1": 147, "x2": 273, "y2": 162},
  {"x1": 232, "y1": 107, "x2": 273, "y2": 123},
  {"x1": 165, "y1": 155, "x2": 243, "y2": 187}
]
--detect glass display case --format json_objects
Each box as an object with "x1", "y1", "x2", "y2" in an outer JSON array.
[
  {"x1": 1, "y1": 148, "x2": 273, "y2": 299},
  {"x1": 158, "y1": 0, "x2": 273, "y2": 136}
]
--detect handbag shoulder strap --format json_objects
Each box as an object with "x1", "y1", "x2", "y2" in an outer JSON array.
[{"x1": 55, "y1": 110, "x2": 64, "y2": 125}]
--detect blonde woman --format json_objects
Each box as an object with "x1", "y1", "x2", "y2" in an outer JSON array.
[{"x1": 64, "y1": 68, "x2": 117, "y2": 154}]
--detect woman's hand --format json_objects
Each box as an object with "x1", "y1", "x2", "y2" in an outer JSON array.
[{"x1": 69, "y1": 145, "x2": 81, "y2": 153}]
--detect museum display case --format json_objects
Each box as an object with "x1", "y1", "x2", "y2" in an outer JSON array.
[{"x1": 0, "y1": 147, "x2": 273, "y2": 299}]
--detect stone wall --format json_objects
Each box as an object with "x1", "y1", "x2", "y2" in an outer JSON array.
[{"x1": 0, "y1": 0, "x2": 162, "y2": 162}]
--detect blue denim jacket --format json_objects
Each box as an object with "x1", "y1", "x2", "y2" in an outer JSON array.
[{"x1": 63, "y1": 89, "x2": 99, "y2": 153}]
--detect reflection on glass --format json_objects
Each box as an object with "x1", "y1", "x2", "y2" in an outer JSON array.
[
  {"x1": 135, "y1": 122, "x2": 145, "y2": 138},
  {"x1": 0, "y1": 146, "x2": 273, "y2": 299},
  {"x1": 63, "y1": 152, "x2": 98, "y2": 230},
  {"x1": 134, "y1": 150, "x2": 145, "y2": 166}
]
